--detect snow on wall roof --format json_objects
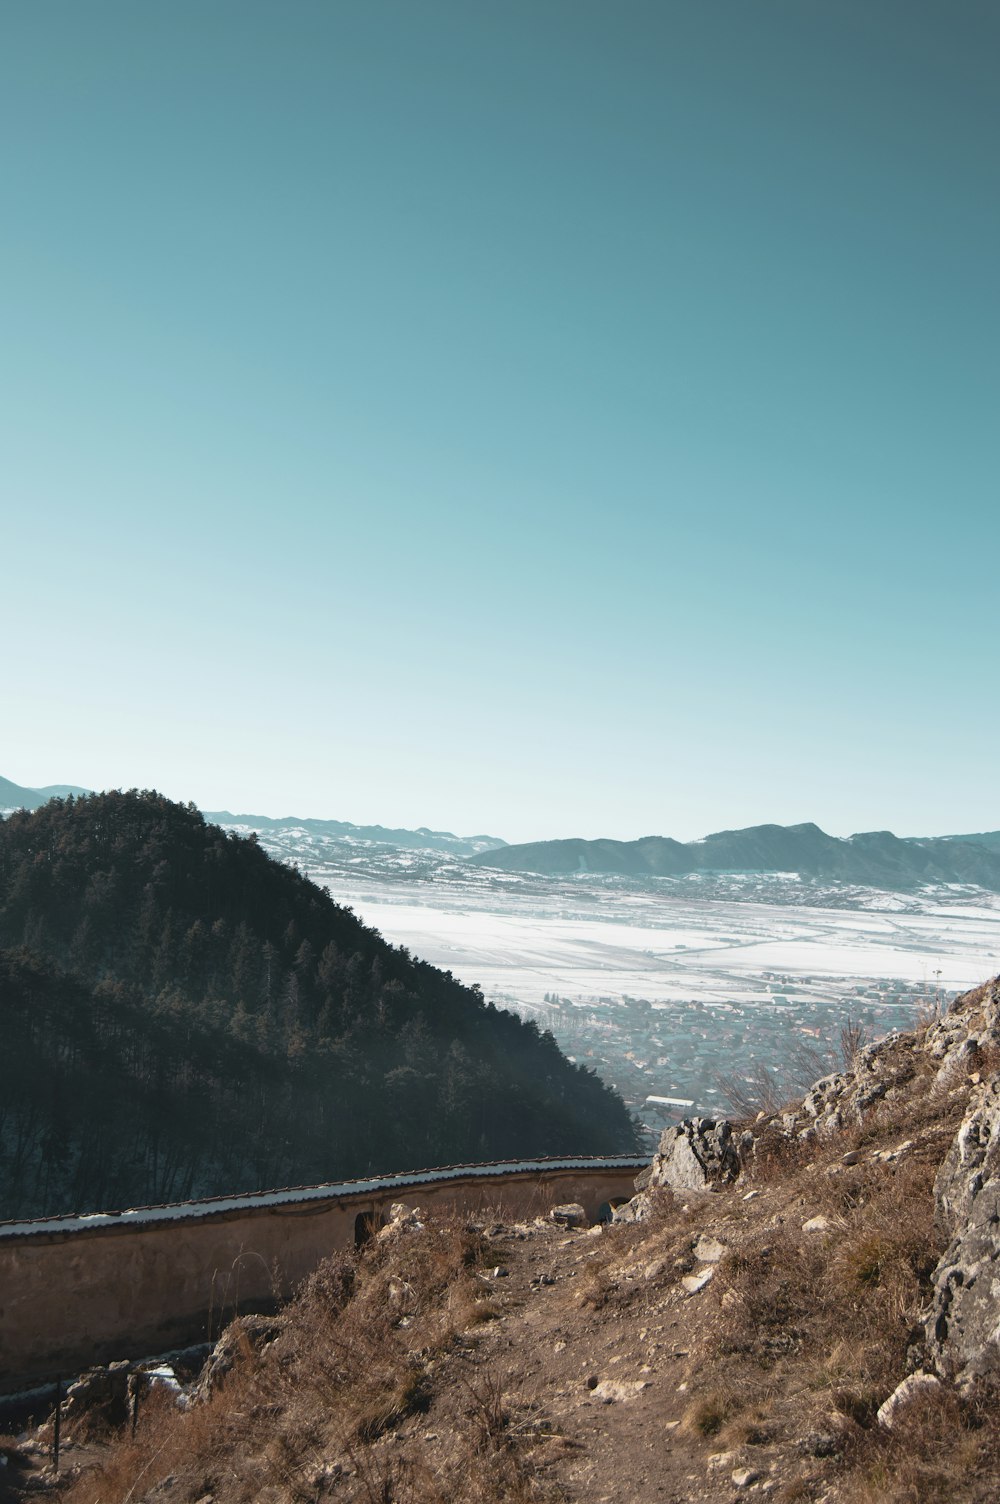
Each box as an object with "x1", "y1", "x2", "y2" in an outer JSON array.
[{"x1": 0, "y1": 1157, "x2": 648, "y2": 1241}]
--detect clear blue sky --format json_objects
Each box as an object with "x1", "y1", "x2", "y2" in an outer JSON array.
[{"x1": 3, "y1": 2, "x2": 997, "y2": 842}]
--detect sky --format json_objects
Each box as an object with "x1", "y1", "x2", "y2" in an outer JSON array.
[{"x1": 2, "y1": 2, "x2": 997, "y2": 844}]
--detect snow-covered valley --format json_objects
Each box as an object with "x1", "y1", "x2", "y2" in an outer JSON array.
[{"x1": 223, "y1": 822, "x2": 1000, "y2": 1143}]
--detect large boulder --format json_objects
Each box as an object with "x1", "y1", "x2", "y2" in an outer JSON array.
[
  {"x1": 644, "y1": 1118, "x2": 741, "y2": 1194},
  {"x1": 611, "y1": 1191, "x2": 656, "y2": 1224},
  {"x1": 934, "y1": 1077, "x2": 1000, "y2": 1235},
  {"x1": 926, "y1": 1075, "x2": 1000, "y2": 1386},
  {"x1": 192, "y1": 1313, "x2": 286, "y2": 1401},
  {"x1": 920, "y1": 980, "x2": 1000, "y2": 1387}
]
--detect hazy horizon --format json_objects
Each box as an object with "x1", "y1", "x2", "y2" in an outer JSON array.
[
  {"x1": 4, "y1": 3, "x2": 997, "y2": 844},
  {"x1": 1, "y1": 768, "x2": 995, "y2": 848}
]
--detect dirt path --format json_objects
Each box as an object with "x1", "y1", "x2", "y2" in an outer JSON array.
[{"x1": 368, "y1": 1215, "x2": 796, "y2": 1504}]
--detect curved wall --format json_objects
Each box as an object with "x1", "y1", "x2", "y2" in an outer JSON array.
[{"x1": 0, "y1": 1158, "x2": 644, "y2": 1391}]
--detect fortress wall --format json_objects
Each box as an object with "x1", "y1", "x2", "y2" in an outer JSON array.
[{"x1": 0, "y1": 1163, "x2": 640, "y2": 1391}]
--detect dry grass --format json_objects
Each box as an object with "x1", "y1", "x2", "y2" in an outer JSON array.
[
  {"x1": 61, "y1": 1214, "x2": 546, "y2": 1504},
  {"x1": 842, "y1": 1386, "x2": 994, "y2": 1503},
  {"x1": 48, "y1": 992, "x2": 1000, "y2": 1504},
  {"x1": 662, "y1": 1087, "x2": 1000, "y2": 1502},
  {"x1": 680, "y1": 1383, "x2": 744, "y2": 1439}
]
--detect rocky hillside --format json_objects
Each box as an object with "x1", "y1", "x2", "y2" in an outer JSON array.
[
  {"x1": 12, "y1": 974, "x2": 1000, "y2": 1503},
  {"x1": 470, "y1": 821, "x2": 1000, "y2": 889}
]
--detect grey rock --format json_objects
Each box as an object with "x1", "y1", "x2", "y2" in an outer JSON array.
[
  {"x1": 62, "y1": 1361, "x2": 132, "y2": 1427},
  {"x1": 590, "y1": 1378, "x2": 651, "y2": 1402},
  {"x1": 926, "y1": 1176, "x2": 1000, "y2": 1386},
  {"x1": 550, "y1": 1202, "x2": 588, "y2": 1228},
  {"x1": 692, "y1": 1233, "x2": 726, "y2": 1263},
  {"x1": 924, "y1": 982, "x2": 1000, "y2": 1385},
  {"x1": 193, "y1": 1314, "x2": 285, "y2": 1400},
  {"x1": 934, "y1": 1077, "x2": 1000, "y2": 1236},
  {"x1": 801, "y1": 1072, "x2": 848, "y2": 1120},
  {"x1": 646, "y1": 1118, "x2": 740, "y2": 1194},
  {"x1": 611, "y1": 1191, "x2": 656, "y2": 1223},
  {"x1": 876, "y1": 1372, "x2": 941, "y2": 1429},
  {"x1": 797, "y1": 1430, "x2": 842, "y2": 1458},
  {"x1": 934, "y1": 1035, "x2": 980, "y2": 1092}
]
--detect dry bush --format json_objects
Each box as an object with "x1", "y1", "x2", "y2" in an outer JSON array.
[
  {"x1": 844, "y1": 1385, "x2": 999, "y2": 1504},
  {"x1": 968, "y1": 1039, "x2": 1000, "y2": 1080},
  {"x1": 681, "y1": 1384, "x2": 741, "y2": 1438},
  {"x1": 670, "y1": 1117, "x2": 952, "y2": 1489},
  {"x1": 717, "y1": 1060, "x2": 788, "y2": 1119},
  {"x1": 575, "y1": 1263, "x2": 619, "y2": 1311},
  {"x1": 63, "y1": 1212, "x2": 558, "y2": 1504},
  {"x1": 839, "y1": 1018, "x2": 871, "y2": 1071},
  {"x1": 64, "y1": 1213, "x2": 503, "y2": 1504},
  {"x1": 713, "y1": 1227, "x2": 825, "y2": 1368},
  {"x1": 718, "y1": 1018, "x2": 871, "y2": 1122},
  {"x1": 826, "y1": 1158, "x2": 938, "y2": 1326},
  {"x1": 0, "y1": 1435, "x2": 34, "y2": 1504},
  {"x1": 743, "y1": 1125, "x2": 816, "y2": 1184}
]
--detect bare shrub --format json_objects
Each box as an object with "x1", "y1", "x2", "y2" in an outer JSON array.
[
  {"x1": 65, "y1": 1213, "x2": 499, "y2": 1504},
  {"x1": 717, "y1": 1059, "x2": 787, "y2": 1118},
  {"x1": 846, "y1": 1384, "x2": 994, "y2": 1503},
  {"x1": 840, "y1": 1018, "x2": 871, "y2": 1069},
  {"x1": 718, "y1": 1016, "x2": 870, "y2": 1121}
]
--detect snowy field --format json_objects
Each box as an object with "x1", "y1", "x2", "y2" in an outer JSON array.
[
  {"x1": 231, "y1": 824, "x2": 1000, "y2": 1124},
  {"x1": 320, "y1": 880, "x2": 1000, "y2": 1011}
]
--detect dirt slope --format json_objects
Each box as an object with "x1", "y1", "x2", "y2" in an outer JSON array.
[{"x1": 9, "y1": 982, "x2": 1000, "y2": 1503}]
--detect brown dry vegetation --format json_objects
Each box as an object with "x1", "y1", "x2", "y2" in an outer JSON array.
[
  {"x1": 14, "y1": 1028, "x2": 1000, "y2": 1504},
  {"x1": 56, "y1": 1214, "x2": 560, "y2": 1504}
]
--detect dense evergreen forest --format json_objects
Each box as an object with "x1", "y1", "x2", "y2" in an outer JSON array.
[{"x1": 0, "y1": 792, "x2": 638, "y2": 1220}]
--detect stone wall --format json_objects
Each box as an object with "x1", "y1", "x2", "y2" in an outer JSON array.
[{"x1": 0, "y1": 1162, "x2": 641, "y2": 1391}]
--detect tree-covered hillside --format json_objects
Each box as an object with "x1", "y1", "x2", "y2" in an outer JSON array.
[
  {"x1": 0, "y1": 792, "x2": 637, "y2": 1220},
  {"x1": 471, "y1": 822, "x2": 1000, "y2": 888}
]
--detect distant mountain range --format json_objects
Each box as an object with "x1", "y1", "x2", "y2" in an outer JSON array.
[
  {"x1": 468, "y1": 822, "x2": 1000, "y2": 891},
  {"x1": 3, "y1": 778, "x2": 997, "y2": 886},
  {"x1": 205, "y1": 811, "x2": 506, "y2": 859},
  {"x1": 938, "y1": 830, "x2": 1000, "y2": 854},
  {"x1": 0, "y1": 775, "x2": 91, "y2": 811},
  {"x1": 0, "y1": 778, "x2": 505, "y2": 859}
]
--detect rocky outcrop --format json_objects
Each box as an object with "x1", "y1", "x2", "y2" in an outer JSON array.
[
  {"x1": 747, "y1": 975, "x2": 1000, "y2": 1390},
  {"x1": 611, "y1": 1191, "x2": 656, "y2": 1224},
  {"x1": 638, "y1": 1118, "x2": 742, "y2": 1194},
  {"x1": 617, "y1": 978, "x2": 1000, "y2": 1393},
  {"x1": 934, "y1": 1076, "x2": 1000, "y2": 1234},
  {"x1": 63, "y1": 1361, "x2": 132, "y2": 1428},
  {"x1": 750, "y1": 978, "x2": 1000, "y2": 1154},
  {"x1": 612, "y1": 1118, "x2": 741, "y2": 1223},
  {"x1": 756, "y1": 975, "x2": 1000, "y2": 1392},
  {"x1": 773, "y1": 1034, "x2": 919, "y2": 1141},
  {"x1": 194, "y1": 1314, "x2": 286, "y2": 1400},
  {"x1": 923, "y1": 982, "x2": 1000, "y2": 1386},
  {"x1": 549, "y1": 1202, "x2": 588, "y2": 1228}
]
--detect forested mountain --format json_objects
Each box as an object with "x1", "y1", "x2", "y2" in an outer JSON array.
[
  {"x1": 0, "y1": 792, "x2": 636, "y2": 1220},
  {"x1": 470, "y1": 821, "x2": 1000, "y2": 889}
]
